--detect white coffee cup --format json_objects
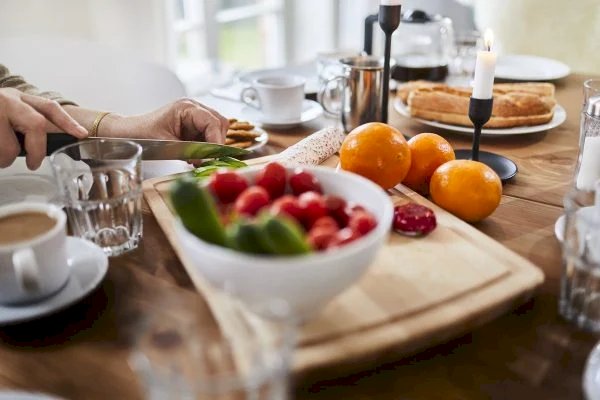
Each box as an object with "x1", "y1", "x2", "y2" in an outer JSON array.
[
  {"x1": 0, "y1": 203, "x2": 69, "y2": 304},
  {"x1": 241, "y1": 74, "x2": 306, "y2": 121}
]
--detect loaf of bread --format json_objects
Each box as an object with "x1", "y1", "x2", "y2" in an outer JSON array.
[{"x1": 399, "y1": 81, "x2": 556, "y2": 128}]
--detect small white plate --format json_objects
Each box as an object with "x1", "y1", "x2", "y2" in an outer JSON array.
[
  {"x1": 394, "y1": 98, "x2": 567, "y2": 136},
  {"x1": 244, "y1": 126, "x2": 269, "y2": 151},
  {"x1": 241, "y1": 99, "x2": 324, "y2": 129},
  {"x1": 0, "y1": 392, "x2": 63, "y2": 400},
  {"x1": 554, "y1": 207, "x2": 598, "y2": 243},
  {"x1": 495, "y1": 54, "x2": 570, "y2": 81},
  {"x1": 0, "y1": 158, "x2": 61, "y2": 207},
  {"x1": 0, "y1": 237, "x2": 108, "y2": 326}
]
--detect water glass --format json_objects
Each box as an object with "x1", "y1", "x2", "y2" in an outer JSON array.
[
  {"x1": 584, "y1": 79, "x2": 600, "y2": 106},
  {"x1": 450, "y1": 30, "x2": 482, "y2": 78},
  {"x1": 130, "y1": 295, "x2": 295, "y2": 400},
  {"x1": 559, "y1": 182, "x2": 600, "y2": 332},
  {"x1": 50, "y1": 139, "x2": 143, "y2": 257}
]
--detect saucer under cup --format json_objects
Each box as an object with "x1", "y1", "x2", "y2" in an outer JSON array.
[
  {"x1": 0, "y1": 203, "x2": 70, "y2": 305},
  {"x1": 241, "y1": 74, "x2": 305, "y2": 122}
]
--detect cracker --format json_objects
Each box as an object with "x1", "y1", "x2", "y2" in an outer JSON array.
[
  {"x1": 229, "y1": 121, "x2": 255, "y2": 131},
  {"x1": 229, "y1": 141, "x2": 253, "y2": 149},
  {"x1": 228, "y1": 118, "x2": 238, "y2": 124},
  {"x1": 226, "y1": 130, "x2": 261, "y2": 140},
  {"x1": 225, "y1": 138, "x2": 235, "y2": 145}
]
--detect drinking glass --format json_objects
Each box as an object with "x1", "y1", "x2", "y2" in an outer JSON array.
[
  {"x1": 50, "y1": 139, "x2": 143, "y2": 257},
  {"x1": 130, "y1": 295, "x2": 295, "y2": 400},
  {"x1": 450, "y1": 30, "x2": 482, "y2": 78},
  {"x1": 584, "y1": 79, "x2": 600, "y2": 106},
  {"x1": 559, "y1": 181, "x2": 600, "y2": 332}
]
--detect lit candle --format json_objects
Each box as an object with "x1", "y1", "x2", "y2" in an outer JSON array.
[{"x1": 472, "y1": 29, "x2": 497, "y2": 99}]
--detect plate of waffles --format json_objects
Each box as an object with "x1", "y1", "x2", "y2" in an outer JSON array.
[{"x1": 226, "y1": 119, "x2": 268, "y2": 152}]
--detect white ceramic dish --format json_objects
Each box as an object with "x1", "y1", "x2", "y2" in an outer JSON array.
[
  {"x1": 495, "y1": 54, "x2": 570, "y2": 81},
  {"x1": 173, "y1": 165, "x2": 394, "y2": 319},
  {"x1": 241, "y1": 100, "x2": 323, "y2": 129},
  {"x1": 554, "y1": 206, "x2": 597, "y2": 243},
  {"x1": 0, "y1": 237, "x2": 108, "y2": 326},
  {"x1": 244, "y1": 126, "x2": 269, "y2": 151},
  {"x1": 0, "y1": 158, "x2": 60, "y2": 207},
  {"x1": 0, "y1": 392, "x2": 63, "y2": 400},
  {"x1": 394, "y1": 98, "x2": 567, "y2": 136}
]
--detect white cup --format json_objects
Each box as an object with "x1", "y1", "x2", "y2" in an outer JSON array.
[
  {"x1": 0, "y1": 203, "x2": 69, "y2": 304},
  {"x1": 241, "y1": 74, "x2": 306, "y2": 121}
]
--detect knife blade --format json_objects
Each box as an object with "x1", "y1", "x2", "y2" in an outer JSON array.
[{"x1": 16, "y1": 133, "x2": 250, "y2": 160}]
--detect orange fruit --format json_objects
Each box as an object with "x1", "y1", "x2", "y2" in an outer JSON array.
[
  {"x1": 430, "y1": 160, "x2": 502, "y2": 223},
  {"x1": 340, "y1": 122, "x2": 411, "y2": 189},
  {"x1": 402, "y1": 133, "x2": 455, "y2": 195}
]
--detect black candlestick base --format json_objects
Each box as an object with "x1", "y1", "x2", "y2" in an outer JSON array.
[
  {"x1": 464, "y1": 96, "x2": 518, "y2": 182},
  {"x1": 454, "y1": 149, "x2": 518, "y2": 183}
]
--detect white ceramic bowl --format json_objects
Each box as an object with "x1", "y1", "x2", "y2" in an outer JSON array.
[{"x1": 173, "y1": 165, "x2": 394, "y2": 319}]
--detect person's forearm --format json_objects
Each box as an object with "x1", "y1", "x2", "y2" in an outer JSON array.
[{"x1": 45, "y1": 105, "x2": 125, "y2": 137}]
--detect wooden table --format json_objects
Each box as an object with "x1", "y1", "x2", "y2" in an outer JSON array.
[{"x1": 0, "y1": 74, "x2": 596, "y2": 399}]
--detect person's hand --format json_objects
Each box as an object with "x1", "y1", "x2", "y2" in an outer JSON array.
[
  {"x1": 101, "y1": 99, "x2": 229, "y2": 144},
  {"x1": 0, "y1": 88, "x2": 88, "y2": 169}
]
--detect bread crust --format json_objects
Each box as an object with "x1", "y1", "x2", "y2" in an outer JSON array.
[{"x1": 403, "y1": 82, "x2": 556, "y2": 128}]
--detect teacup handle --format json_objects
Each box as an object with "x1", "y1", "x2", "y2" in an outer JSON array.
[
  {"x1": 240, "y1": 87, "x2": 261, "y2": 109},
  {"x1": 12, "y1": 248, "x2": 41, "y2": 292},
  {"x1": 318, "y1": 76, "x2": 346, "y2": 117}
]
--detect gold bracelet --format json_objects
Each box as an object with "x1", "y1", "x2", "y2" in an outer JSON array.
[{"x1": 89, "y1": 111, "x2": 112, "y2": 138}]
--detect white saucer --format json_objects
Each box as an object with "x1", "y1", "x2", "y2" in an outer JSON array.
[
  {"x1": 0, "y1": 158, "x2": 61, "y2": 207},
  {"x1": 554, "y1": 206, "x2": 598, "y2": 243},
  {"x1": 0, "y1": 237, "x2": 108, "y2": 326},
  {"x1": 495, "y1": 54, "x2": 570, "y2": 81},
  {"x1": 241, "y1": 100, "x2": 324, "y2": 129},
  {"x1": 0, "y1": 391, "x2": 63, "y2": 400}
]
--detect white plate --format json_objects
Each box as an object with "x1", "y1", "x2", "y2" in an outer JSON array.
[
  {"x1": 495, "y1": 54, "x2": 570, "y2": 81},
  {"x1": 0, "y1": 392, "x2": 63, "y2": 400},
  {"x1": 241, "y1": 99, "x2": 323, "y2": 129},
  {"x1": 244, "y1": 126, "x2": 269, "y2": 151},
  {"x1": 0, "y1": 158, "x2": 60, "y2": 207},
  {"x1": 0, "y1": 237, "x2": 108, "y2": 326},
  {"x1": 554, "y1": 206, "x2": 598, "y2": 243},
  {"x1": 394, "y1": 98, "x2": 567, "y2": 136}
]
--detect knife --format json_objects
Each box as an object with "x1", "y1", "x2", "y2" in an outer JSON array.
[{"x1": 16, "y1": 132, "x2": 250, "y2": 160}]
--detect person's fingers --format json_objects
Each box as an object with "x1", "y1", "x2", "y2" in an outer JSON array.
[
  {"x1": 189, "y1": 100, "x2": 229, "y2": 138},
  {"x1": 0, "y1": 117, "x2": 20, "y2": 168},
  {"x1": 179, "y1": 99, "x2": 228, "y2": 143},
  {"x1": 183, "y1": 106, "x2": 225, "y2": 144},
  {"x1": 21, "y1": 94, "x2": 88, "y2": 139},
  {"x1": 6, "y1": 100, "x2": 51, "y2": 170}
]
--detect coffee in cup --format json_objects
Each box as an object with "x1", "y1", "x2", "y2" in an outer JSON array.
[
  {"x1": 0, "y1": 203, "x2": 69, "y2": 304},
  {"x1": 241, "y1": 74, "x2": 305, "y2": 121}
]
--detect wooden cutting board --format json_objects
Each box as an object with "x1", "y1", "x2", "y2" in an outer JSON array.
[{"x1": 142, "y1": 155, "x2": 544, "y2": 376}]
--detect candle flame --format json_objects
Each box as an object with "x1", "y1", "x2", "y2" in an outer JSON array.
[{"x1": 484, "y1": 29, "x2": 494, "y2": 51}]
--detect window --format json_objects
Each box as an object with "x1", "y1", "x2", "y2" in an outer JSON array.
[
  {"x1": 167, "y1": 0, "x2": 349, "y2": 95},
  {"x1": 168, "y1": 0, "x2": 287, "y2": 93}
]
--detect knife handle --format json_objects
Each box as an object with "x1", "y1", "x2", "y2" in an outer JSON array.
[{"x1": 16, "y1": 132, "x2": 79, "y2": 156}]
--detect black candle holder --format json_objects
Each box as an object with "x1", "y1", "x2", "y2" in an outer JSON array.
[
  {"x1": 378, "y1": 4, "x2": 401, "y2": 123},
  {"x1": 454, "y1": 97, "x2": 518, "y2": 182}
]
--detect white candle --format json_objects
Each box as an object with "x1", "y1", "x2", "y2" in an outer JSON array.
[
  {"x1": 472, "y1": 29, "x2": 497, "y2": 99},
  {"x1": 380, "y1": 0, "x2": 401, "y2": 5}
]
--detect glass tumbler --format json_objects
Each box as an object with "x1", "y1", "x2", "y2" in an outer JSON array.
[
  {"x1": 130, "y1": 295, "x2": 295, "y2": 400},
  {"x1": 560, "y1": 182, "x2": 600, "y2": 332},
  {"x1": 50, "y1": 139, "x2": 143, "y2": 256}
]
